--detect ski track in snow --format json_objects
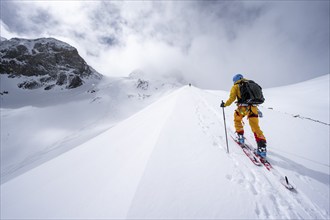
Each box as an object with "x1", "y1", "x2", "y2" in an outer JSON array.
[{"x1": 194, "y1": 89, "x2": 328, "y2": 219}]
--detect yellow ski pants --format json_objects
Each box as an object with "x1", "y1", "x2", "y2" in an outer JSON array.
[{"x1": 234, "y1": 106, "x2": 266, "y2": 142}]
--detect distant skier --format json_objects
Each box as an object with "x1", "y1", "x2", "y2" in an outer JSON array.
[{"x1": 220, "y1": 74, "x2": 267, "y2": 158}]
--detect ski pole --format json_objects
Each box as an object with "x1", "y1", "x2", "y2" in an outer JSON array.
[{"x1": 221, "y1": 100, "x2": 229, "y2": 153}]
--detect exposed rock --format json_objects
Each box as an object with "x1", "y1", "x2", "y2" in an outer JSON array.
[
  {"x1": 67, "y1": 75, "x2": 83, "y2": 89},
  {"x1": 18, "y1": 80, "x2": 42, "y2": 89},
  {"x1": 0, "y1": 91, "x2": 9, "y2": 95},
  {"x1": 136, "y1": 79, "x2": 149, "y2": 90},
  {"x1": 44, "y1": 84, "x2": 56, "y2": 90},
  {"x1": 0, "y1": 37, "x2": 102, "y2": 90},
  {"x1": 56, "y1": 73, "x2": 68, "y2": 86}
]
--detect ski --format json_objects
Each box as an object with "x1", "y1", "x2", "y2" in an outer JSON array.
[
  {"x1": 253, "y1": 153, "x2": 273, "y2": 171},
  {"x1": 244, "y1": 141, "x2": 296, "y2": 191},
  {"x1": 254, "y1": 153, "x2": 295, "y2": 190},
  {"x1": 230, "y1": 135, "x2": 261, "y2": 166},
  {"x1": 230, "y1": 134, "x2": 295, "y2": 191}
]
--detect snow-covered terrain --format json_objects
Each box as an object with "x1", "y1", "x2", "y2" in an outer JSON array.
[
  {"x1": 1, "y1": 74, "x2": 329, "y2": 219},
  {"x1": 0, "y1": 73, "x2": 181, "y2": 184}
]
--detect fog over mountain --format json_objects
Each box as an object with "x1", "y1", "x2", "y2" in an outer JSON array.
[{"x1": 1, "y1": 1, "x2": 329, "y2": 89}]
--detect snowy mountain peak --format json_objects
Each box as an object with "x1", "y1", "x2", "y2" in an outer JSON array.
[
  {"x1": 0, "y1": 37, "x2": 102, "y2": 91},
  {"x1": 1, "y1": 37, "x2": 74, "y2": 55}
]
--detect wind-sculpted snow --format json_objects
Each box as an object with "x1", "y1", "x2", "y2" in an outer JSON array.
[{"x1": 1, "y1": 75, "x2": 329, "y2": 219}]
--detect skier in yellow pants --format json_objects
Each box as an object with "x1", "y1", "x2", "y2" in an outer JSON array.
[{"x1": 221, "y1": 74, "x2": 267, "y2": 157}]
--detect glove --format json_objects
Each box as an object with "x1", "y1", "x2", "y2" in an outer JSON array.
[{"x1": 220, "y1": 101, "x2": 225, "y2": 108}]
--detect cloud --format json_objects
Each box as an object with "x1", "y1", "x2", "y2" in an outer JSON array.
[{"x1": 1, "y1": 1, "x2": 329, "y2": 89}]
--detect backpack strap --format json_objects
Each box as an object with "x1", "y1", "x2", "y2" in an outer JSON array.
[
  {"x1": 236, "y1": 80, "x2": 247, "y2": 104},
  {"x1": 247, "y1": 106, "x2": 258, "y2": 118}
]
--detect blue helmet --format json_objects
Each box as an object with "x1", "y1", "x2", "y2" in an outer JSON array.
[{"x1": 233, "y1": 74, "x2": 243, "y2": 83}]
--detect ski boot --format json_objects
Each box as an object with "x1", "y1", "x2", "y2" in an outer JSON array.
[
  {"x1": 256, "y1": 140, "x2": 267, "y2": 158},
  {"x1": 237, "y1": 132, "x2": 245, "y2": 144}
]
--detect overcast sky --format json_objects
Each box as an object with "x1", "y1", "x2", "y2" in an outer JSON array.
[{"x1": 1, "y1": 1, "x2": 329, "y2": 89}]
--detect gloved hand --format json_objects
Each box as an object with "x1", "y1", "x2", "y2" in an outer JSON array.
[{"x1": 220, "y1": 101, "x2": 225, "y2": 108}]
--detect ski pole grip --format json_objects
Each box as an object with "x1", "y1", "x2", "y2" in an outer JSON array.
[{"x1": 221, "y1": 100, "x2": 225, "y2": 108}]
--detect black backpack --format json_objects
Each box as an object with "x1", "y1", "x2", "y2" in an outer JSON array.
[{"x1": 238, "y1": 80, "x2": 265, "y2": 104}]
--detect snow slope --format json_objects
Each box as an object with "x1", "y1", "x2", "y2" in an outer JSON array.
[
  {"x1": 1, "y1": 75, "x2": 329, "y2": 219},
  {"x1": 0, "y1": 74, "x2": 180, "y2": 184},
  {"x1": 262, "y1": 74, "x2": 330, "y2": 125}
]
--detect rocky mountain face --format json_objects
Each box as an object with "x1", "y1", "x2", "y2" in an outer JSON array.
[{"x1": 0, "y1": 37, "x2": 102, "y2": 90}]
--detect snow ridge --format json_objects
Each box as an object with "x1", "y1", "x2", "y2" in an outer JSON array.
[{"x1": 1, "y1": 76, "x2": 329, "y2": 219}]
